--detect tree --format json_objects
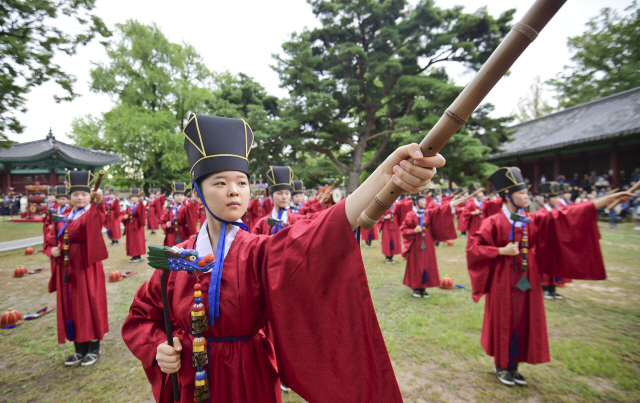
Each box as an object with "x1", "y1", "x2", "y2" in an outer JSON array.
[
  {"x1": 274, "y1": 0, "x2": 514, "y2": 191},
  {"x1": 0, "y1": 0, "x2": 110, "y2": 146},
  {"x1": 548, "y1": 2, "x2": 640, "y2": 108},
  {"x1": 70, "y1": 20, "x2": 213, "y2": 190},
  {"x1": 514, "y1": 76, "x2": 553, "y2": 123}
]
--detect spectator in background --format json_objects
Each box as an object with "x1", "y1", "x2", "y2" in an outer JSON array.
[
  {"x1": 632, "y1": 167, "x2": 640, "y2": 183},
  {"x1": 557, "y1": 174, "x2": 566, "y2": 184},
  {"x1": 590, "y1": 171, "x2": 597, "y2": 188},
  {"x1": 619, "y1": 170, "x2": 628, "y2": 186},
  {"x1": 582, "y1": 174, "x2": 591, "y2": 192},
  {"x1": 572, "y1": 173, "x2": 580, "y2": 187},
  {"x1": 540, "y1": 174, "x2": 547, "y2": 183}
]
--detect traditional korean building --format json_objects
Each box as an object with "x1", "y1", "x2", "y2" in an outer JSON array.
[
  {"x1": 0, "y1": 129, "x2": 121, "y2": 194},
  {"x1": 488, "y1": 87, "x2": 640, "y2": 192}
]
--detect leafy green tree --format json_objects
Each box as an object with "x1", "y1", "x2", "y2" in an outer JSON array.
[
  {"x1": 274, "y1": 0, "x2": 514, "y2": 191},
  {"x1": 515, "y1": 76, "x2": 553, "y2": 123},
  {"x1": 548, "y1": 2, "x2": 640, "y2": 108},
  {"x1": 70, "y1": 20, "x2": 212, "y2": 190},
  {"x1": 0, "y1": 0, "x2": 110, "y2": 146}
]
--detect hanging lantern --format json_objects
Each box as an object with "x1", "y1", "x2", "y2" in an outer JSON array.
[{"x1": 1, "y1": 308, "x2": 23, "y2": 328}]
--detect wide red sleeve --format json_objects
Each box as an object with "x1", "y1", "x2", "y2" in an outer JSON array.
[
  {"x1": 428, "y1": 201, "x2": 458, "y2": 241},
  {"x1": 400, "y1": 211, "x2": 418, "y2": 258},
  {"x1": 159, "y1": 208, "x2": 169, "y2": 231},
  {"x1": 134, "y1": 203, "x2": 146, "y2": 229},
  {"x1": 534, "y1": 201, "x2": 605, "y2": 280},
  {"x1": 257, "y1": 199, "x2": 402, "y2": 402},
  {"x1": 466, "y1": 217, "x2": 500, "y2": 303},
  {"x1": 86, "y1": 201, "x2": 108, "y2": 266},
  {"x1": 121, "y1": 271, "x2": 172, "y2": 403},
  {"x1": 459, "y1": 202, "x2": 473, "y2": 232},
  {"x1": 112, "y1": 199, "x2": 121, "y2": 218},
  {"x1": 483, "y1": 199, "x2": 503, "y2": 218},
  {"x1": 185, "y1": 200, "x2": 198, "y2": 236}
]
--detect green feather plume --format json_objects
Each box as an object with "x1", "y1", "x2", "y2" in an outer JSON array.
[{"x1": 147, "y1": 245, "x2": 171, "y2": 271}]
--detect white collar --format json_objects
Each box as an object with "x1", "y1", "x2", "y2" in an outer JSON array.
[
  {"x1": 559, "y1": 199, "x2": 568, "y2": 206},
  {"x1": 195, "y1": 219, "x2": 240, "y2": 273},
  {"x1": 543, "y1": 203, "x2": 553, "y2": 211},
  {"x1": 70, "y1": 204, "x2": 91, "y2": 221},
  {"x1": 502, "y1": 203, "x2": 522, "y2": 227},
  {"x1": 271, "y1": 206, "x2": 289, "y2": 223}
]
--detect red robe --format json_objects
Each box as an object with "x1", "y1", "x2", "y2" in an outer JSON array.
[
  {"x1": 466, "y1": 202, "x2": 605, "y2": 368},
  {"x1": 456, "y1": 201, "x2": 467, "y2": 232},
  {"x1": 297, "y1": 198, "x2": 331, "y2": 215},
  {"x1": 460, "y1": 199, "x2": 503, "y2": 243},
  {"x1": 122, "y1": 200, "x2": 402, "y2": 403},
  {"x1": 105, "y1": 197, "x2": 122, "y2": 240},
  {"x1": 124, "y1": 202, "x2": 146, "y2": 257},
  {"x1": 43, "y1": 201, "x2": 59, "y2": 237},
  {"x1": 360, "y1": 222, "x2": 380, "y2": 242},
  {"x1": 248, "y1": 198, "x2": 273, "y2": 233},
  {"x1": 147, "y1": 198, "x2": 161, "y2": 230},
  {"x1": 378, "y1": 205, "x2": 402, "y2": 257},
  {"x1": 395, "y1": 198, "x2": 414, "y2": 229},
  {"x1": 159, "y1": 201, "x2": 198, "y2": 247},
  {"x1": 400, "y1": 204, "x2": 457, "y2": 289},
  {"x1": 251, "y1": 209, "x2": 301, "y2": 235},
  {"x1": 43, "y1": 203, "x2": 109, "y2": 344}
]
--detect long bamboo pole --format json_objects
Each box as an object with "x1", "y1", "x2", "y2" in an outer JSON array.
[{"x1": 357, "y1": 0, "x2": 567, "y2": 230}]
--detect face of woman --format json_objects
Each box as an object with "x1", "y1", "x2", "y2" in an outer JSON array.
[
  {"x1": 272, "y1": 190, "x2": 291, "y2": 209},
  {"x1": 197, "y1": 171, "x2": 250, "y2": 222},
  {"x1": 70, "y1": 191, "x2": 90, "y2": 209},
  {"x1": 548, "y1": 196, "x2": 559, "y2": 206},
  {"x1": 417, "y1": 197, "x2": 427, "y2": 209},
  {"x1": 57, "y1": 197, "x2": 68, "y2": 206},
  {"x1": 174, "y1": 194, "x2": 186, "y2": 204},
  {"x1": 510, "y1": 189, "x2": 529, "y2": 208},
  {"x1": 292, "y1": 194, "x2": 304, "y2": 205}
]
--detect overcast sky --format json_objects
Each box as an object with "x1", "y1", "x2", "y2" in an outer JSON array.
[{"x1": 8, "y1": 0, "x2": 634, "y2": 144}]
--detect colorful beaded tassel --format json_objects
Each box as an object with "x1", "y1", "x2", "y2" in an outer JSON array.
[
  {"x1": 191, "y1": 278, "x2": 210, "y2": 402},
  {"x1": 63, "y1": 229, "x2": 70, "y2": 266},
  {"x1": 521, "y1": 225, "x2": 528, "y2": 272}
]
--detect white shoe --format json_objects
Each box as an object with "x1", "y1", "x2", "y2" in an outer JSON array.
[
  {"x1": 543, "y1": 290, "x2": 554, "y2": 300},
  {"x1": 280, "y1": 383, "x2": 290, "y2": 393}
]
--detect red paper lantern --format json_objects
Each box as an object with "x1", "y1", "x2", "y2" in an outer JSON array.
[
  {"x1": 440, "y1": 277, "x2": 454, "y2": 289},
  {"x1": 446, "y1": 240, "x2": 455, "y2": 246},
  {"x1": 1, "y1": 308, "x2": 23, "y2": 327},
  {"x1": 109, "y1": 271, "x2": 123, "y2": 283},
  {"x1": 14, "y1": 267, "x2": 28, "y2": 278},
  {"x1": 24, "y1": 247, "x2": 35, "y2": 255}
]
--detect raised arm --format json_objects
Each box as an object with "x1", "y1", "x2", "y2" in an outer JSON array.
[{"x1": 345, "y1": 144, "x2": 445, "y2": 230}]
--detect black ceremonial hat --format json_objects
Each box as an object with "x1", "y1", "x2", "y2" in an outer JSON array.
[
  {"x1": 468, "y1": 183, "x2": 482, "y2": 194},
  {"x1": 539, "y1": 182, "x2": 561, "y2": 197},
  {"x1": 430, "y1": 188, "x2": 442, "y2": 196},
  {"x1": 172, "y1": 182, "x2": 187, "y2": 195},
  {"x1": 149, "y1": 187, "x2": 155, "y2": 195},
  {"x1": 53, "y1": 185, "x2": 68, "y2": 198},
  {"x1": 130, "y1": 187, "x2": 140, "y2": 197},
  {"x1": 266, "y1": 166, "x2": 294, "y2": 194},
  {"x1": 65, "y1": 171, "x2": 94, "y2": 194},
  {"x1": 488, "y1": 167, "x2": 526, "y2": 197},
  {"x1": 561, "y1": 183, "x2": 570, "y2": 193},
  {"x1": 412, "y1": 188, "x2": 427, "y2": 201},
  {"x1": 183, "y1": 114, "x2": 254, "y2": 184},
  {"x1": 292, "y1": 180, "x2": 305, "y2": 195}
]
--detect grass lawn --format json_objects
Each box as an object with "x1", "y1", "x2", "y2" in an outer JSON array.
[
  {"x1": 0, "y1": 217, "x2": 44, "y2": 242},
  {"x1": 0, "y1": 223, "x2": 638, "y2": 402}
]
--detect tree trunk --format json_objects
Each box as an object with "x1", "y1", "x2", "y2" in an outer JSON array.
[{"x1": 347, "y1": 169, "x2": 361, "y2": 193}]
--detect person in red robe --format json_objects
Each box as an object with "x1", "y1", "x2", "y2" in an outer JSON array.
[
  {"x1": 160, "y1": 182, "x2": 198, "y2": 247},
  {"x1": 378, "y1": 201, "x2": 402, "y2": 263},
  {"x1": 460, "y1": 183, "x2": 502, "y2": 244},
  {"x1": 290, "y1": 180, "x2": 306, "y2": 214},
  {"x1": 252, "y1": 166, "x2": 301, "y2": 236},
  {"x1": 247, "y1": 193, "x2": 272, "y2": 233},
  {"x1": 538, "y1": 181, "x2": 570, "y2": 300},
  {"x1": 43, "y1": 171, "x2": 108, "y2": 367},
  {"x1": 400, "y1": 190, "x2": 460, "y2": 297},
  {"x1": 44, "y1": 186, "x2": 71, "y2": 235},
  {"x1": 104, "y1": 187, "x2": 122, "y2": 246},
  {"x1": 123, "y1": 114, "x2": 444, "y2": 403},
  {"x1": 466, "y1": 167, "x2": 632, "y2": 387},
  {"x1": 43, "y1": 192, "x2": 59, "y2": 237},
  {"x1": 124, "y1": 187, "x2": 146, "y2": 263},
  {"x1": 146, "y1": 188, "x2": 161, "y2": 235},
  {"x1": 556, "y1": 183, "x2": 572, "y2": 208}
]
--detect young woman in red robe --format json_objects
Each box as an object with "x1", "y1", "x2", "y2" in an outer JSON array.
[
  {"x1": 378, "y1": 201, "x2": 402, "y2": 263},
  {"x1": 44, "y1": 186, "x2": 72, "y2": 235},
  {"x1": 460, "y1": 184, "x2": 502, "y2": 244},
  {"x1": 252, "y1": 166, "x2": 300, "y2": 236},
  {"x1": 247, "y1": 193, "x2": 272, "y2": 233},
  {"x1": 124, "y1": 187, "x2": 146, "y2": 263},
  {"x1": 160, "y1": 182, "x2": 198, "y2": 247},
  {"x1": 122, "y1": 114, "x2": 443, "y2": 403},
  {"x1": 104, "y1": 188, "x2": 122, "y2": 246},
  {"x1": 466, "y1": 167, "x2": 633, "y2": 387},
  {"x1": 43, "y1": 193, "x2": 58, "y2": 236},
  {"x1": 401, "y1": 191, "x2": 460, "y2": 298},
  {"x1": 44, "y1": 171, "x2": 109, "y2": 367},
  {"x1": 147, "y1": 188, "x2": 161, "y2": 235}
]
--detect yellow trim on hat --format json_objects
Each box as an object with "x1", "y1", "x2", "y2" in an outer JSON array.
[
  {"x1": 266, "y1": 166, "x2": 294, "y2": 189},
  {"x1": 183, "y1": 115, "x2": 206, "y2": 157}
]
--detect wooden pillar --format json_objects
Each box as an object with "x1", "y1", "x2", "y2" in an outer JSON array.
[
  {"x1": 6, "y1": 170, "x2": 11, "y2": 192},
  {"x1": 49, "y1": 168, "x2": 57, "y2": 190},
  {"x1": 610, "y1": 146, "x2": 619, "y2": 188},
  {"x1": 532, "y1": 158, "x2": 540, "y2": 193}
]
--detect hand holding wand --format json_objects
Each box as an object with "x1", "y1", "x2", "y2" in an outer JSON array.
[
  {"x1": 90, "y1": 171, "x2": 105, "y2": 204},
  {"x1": 356, "y1": 0, "x2": 567, "y2": 230}
]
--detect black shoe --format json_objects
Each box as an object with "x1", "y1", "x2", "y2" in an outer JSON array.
[
  {"x1": 65, "y1": 352, "x2": 84, "y2": 366},
  {"x1": 422, "y1": 291, "x2": 430, "y2": 298},
  {"x1": 81, "y1": 340, "x2": 100, "y2": 366},
  {"x1": 543, "y1": 290, "x2": 554, "y2": 300},
  {"x1": 114, "y1": 240, "x2": 119, "y2": 245},
  {"x1": 412, "y1": 290, "x2": 422, "y2": 298},
  {"x1": 150, "y1": 230, "x2": 156, "y2": 235},
  {"x1": 510, "y1": 370, "x2": 527, "y2": 386},
  {"x1": 552, "y1": 292, "x2": 564, "y2": 300},
  {"x1": 494, "y1": 366, "x2": 515, "y2": 386},
  {"x1": 128, "y1": 256, "x2": 142, "y2": 263}
]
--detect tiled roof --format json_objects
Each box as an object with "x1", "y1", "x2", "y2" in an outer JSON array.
[
  {"x1": 489, "y1": 87, "x2": 640, "y2": 160},
  {"x1": 0, "y1": 130, "x2": 121, "y2": 165}
]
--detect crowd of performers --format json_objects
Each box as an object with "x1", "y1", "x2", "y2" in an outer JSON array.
[{"x1": 36, "y1": 114, "x2": 634, "y2": 401}]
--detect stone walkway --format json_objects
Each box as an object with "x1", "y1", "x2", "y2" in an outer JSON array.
[{"x1": 0, "y1": 236, "x2": 44, "y2": 253}]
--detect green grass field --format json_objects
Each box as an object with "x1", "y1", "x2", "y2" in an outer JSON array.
[
  {"x1": 0, "y1": 223, "x2": 638, "y2": 402},
  {"x1": 0, "y1": 217, "x2": 44, "y2": 242}
]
